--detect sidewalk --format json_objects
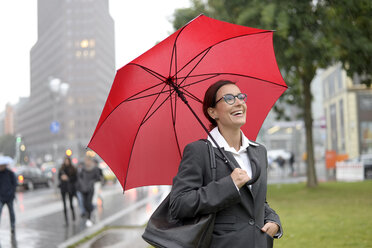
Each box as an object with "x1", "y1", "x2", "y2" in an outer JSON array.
[
  {"x1": 67, "y1": 161, "x2": 327, "y2": 248},
  {"x1": 58, "y1": 187, "x2": 169, "y2": 248}
]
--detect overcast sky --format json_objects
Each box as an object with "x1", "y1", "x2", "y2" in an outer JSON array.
[{"x1": 0, "y1": 0, "x2": 191, "y2": 110}]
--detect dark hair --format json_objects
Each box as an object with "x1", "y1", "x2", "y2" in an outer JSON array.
[
  {"x1": 61, "y1": 156, "x2": 72, "y2": 168},
  {"x1": 203, "y1": 80, "x2": 236, "y2": 130}
]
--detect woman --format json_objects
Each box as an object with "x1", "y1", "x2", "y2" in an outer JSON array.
[
  {"x1": 58, "y1": 156, "x2": 77, "y2": 225},
  {"x1": 169, "y1": 80, "x2": 282, "y2": 248}
]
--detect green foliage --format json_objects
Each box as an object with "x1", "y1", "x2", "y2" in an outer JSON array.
[
  {"x1": 268, "y1": 181, "x2": 372, "y2": 247},
  {"x1": 0, "y1": 134, "x2": 16, "y2": 157},
  {"x1": 322, "y1": 0, "x2": 372, "y2": 86},
  {"x1": 173, "y1": 0, "x2": 208, "y2": 30}
]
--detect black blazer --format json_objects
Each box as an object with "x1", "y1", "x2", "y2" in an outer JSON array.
[{"x1": 169, "y1": 140, "x2": 282, "y2": 248}]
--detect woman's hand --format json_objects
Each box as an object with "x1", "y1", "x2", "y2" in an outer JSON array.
[
  {"x1": 230, "y1": 168, "x2": 250, "y2": 189},
  {"x1": 61, "y1": 174, "x2": 69, "y2": 181},
  {"x1": 261, "y1": 222, "x2": 279, "y2": 238}
]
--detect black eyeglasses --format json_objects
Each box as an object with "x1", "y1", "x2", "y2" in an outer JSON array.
[{"x1": 215, "y1": 93, "x2": 247, "y2": 105}]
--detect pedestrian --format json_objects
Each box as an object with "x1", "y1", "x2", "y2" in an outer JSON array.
[
  {"x1": 75, "y1": 161, "x2": 86, "y2": 218},
  {"x1": 76, "y1": 156, "x2": 102, "y2": 227},
  {"x1": 92, "y1": 158, "x2": 104, "y2": 210},
  {"x1": 289, "y1": 152, "x2": 295, "y2": 176},
  {"x1": 0, "y1": 157, "x2": 17, "y2": 235},
  {"x1": 58, "y1": 156, "x2": 77, "y2": 225},
  {"x1": 276, "y1": 155, "x2": 286, "y2": 177},
  {"x1": 169, "y1": 80, "x2": 282, "y2": 247}
]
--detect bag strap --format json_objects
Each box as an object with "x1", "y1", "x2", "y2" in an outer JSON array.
[{"x1": 204, "y1": 139, "x2": 217, "y2": 181}]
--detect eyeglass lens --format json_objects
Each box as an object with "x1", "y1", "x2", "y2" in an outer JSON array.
[{"x1": 224, "y1": 93, "x2": 247, "y2": 104}]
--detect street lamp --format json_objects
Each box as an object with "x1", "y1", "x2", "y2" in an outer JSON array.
[{"x1": 49, "y1": 77, "x2": 69, "y2": 162}]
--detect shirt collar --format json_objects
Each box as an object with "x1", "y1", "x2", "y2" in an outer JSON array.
[{"x1": 207, "y1": 127, "x2": 258, "y2": 153}]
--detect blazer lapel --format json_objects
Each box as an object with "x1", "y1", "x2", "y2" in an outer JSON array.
[
  {"x1": 214, "y1": 147, "x2": 255, "y2": 216},
  {"x1": 247, "y1": 145, "x2": 261, "y2": 199}
]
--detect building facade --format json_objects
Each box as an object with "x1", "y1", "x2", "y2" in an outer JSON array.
[
  {"x1": 17, "y1": 0, "x2": 115, "y2": 163},
  {"x1": 322, "y1": 64, "x2": 372, "y2": 158}
]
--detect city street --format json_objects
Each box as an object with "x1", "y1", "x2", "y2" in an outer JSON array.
[
  {"x1": 0, "y1": 160, "x2": 326, "y2": 248},
  {"x1": 0, "y1": 183, "x2": 168, "y2": 248}
]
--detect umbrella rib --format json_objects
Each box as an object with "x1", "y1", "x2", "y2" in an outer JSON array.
[
  {"x1": 141, "y1": 88, "x2": 174, "y2": 125},
  {"x1": 126, "y1": 88, "x2": 172, "y2": 102},
  {"x1": 174, "y1": 31, "x2": 273, "y2": 84},
  {"x1": 123, "y1": 83, "x2": 171, "y2": 191},
  {"x1": 128, "y1": 63, "x2": 167, "y2": 81},
  {"x1": 170, "y1": 36, "x2": 178, "y2": 81},
  {"x1": 180, "y1": 88, "x2": 203, "y2": 103},
  {"x1": 175, "y1": 48, "x2": 212, "y2": 87},
  {"x1": 90, "y1": 78, "x2": 169, "y2": 145},
  {"x1": 169, "y1": 22, "x2": 193, "y2": 84}
]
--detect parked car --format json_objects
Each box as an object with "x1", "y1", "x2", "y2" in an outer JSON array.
[
  {"x1": 360, "y1": 154, "x2": 372, "y2": 179},
  {"x1": 13, "y1": 166, "x2": 52, "y2": 190},
  {"x1": 348, "y1": 154, "x2": 372, "y2": 180},
  {"x1": 40, "y1": 161, "x2": 60, "y2": 185}
]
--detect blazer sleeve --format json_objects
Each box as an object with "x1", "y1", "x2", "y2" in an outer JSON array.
[
  {"x1": 169, "y1": 141, "x2": 240, "y2": 219},
  {"x1": 261, "y1": 145, "x2": 283, "y2": 238},
  {"x1": 264, "y1": 201, "x2": 283, "y2": 238}
]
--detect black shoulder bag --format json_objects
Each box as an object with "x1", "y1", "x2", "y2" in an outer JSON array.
[{"x1": 142, "y1": 140, "x2": 217, "y2": 248}]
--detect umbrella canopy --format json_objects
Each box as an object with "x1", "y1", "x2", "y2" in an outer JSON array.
[
  {"x1": 0, "y1": 156, "x2": 14, "y2": 165},
  {"x1": 88, "y1": 15, "x2": 287, "y2": 191}
]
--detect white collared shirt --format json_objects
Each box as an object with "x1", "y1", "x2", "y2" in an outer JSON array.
[{"x1": 207, "y1": 127, "x2": 258, "y2": 189}]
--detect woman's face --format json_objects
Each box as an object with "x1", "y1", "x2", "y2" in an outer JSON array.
[
  {"x1": 208, "y1": 84, "x2": 247, "y2": 131},
  {"x1": 65, "y1": 158, "x2": 70, "y2": 165}
]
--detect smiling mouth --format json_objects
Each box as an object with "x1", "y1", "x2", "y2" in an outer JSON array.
[{"x1": 231, "y1": 110, "x2": 243, "y2": 116}]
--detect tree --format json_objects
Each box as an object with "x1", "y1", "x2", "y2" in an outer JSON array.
[
  {"x1": 172, "y1": 0, "x2": 372, "y2": 187},
  {"x1": 322, "y1": 0, "x2": 372, "y2": 86}
]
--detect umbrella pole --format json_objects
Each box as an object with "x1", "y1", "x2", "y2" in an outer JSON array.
[
  {"x1": 167, "y1": 79, "x2": 232, "y2": 162},
  {"x1": 168, "y1": 79, "x2": 260, "y2": 185}
]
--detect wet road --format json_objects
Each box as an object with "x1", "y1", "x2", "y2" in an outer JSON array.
[
  {"x1": 0, "y1": 183, "x2": 168, "y2": 248},
  {"x1": 0, "y1": 161, "x2": 326, "y2": 248}
]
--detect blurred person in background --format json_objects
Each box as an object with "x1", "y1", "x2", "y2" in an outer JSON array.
[
  {"x1": 0, "y1": 157, "x2": 17, "y2": 235},
  {"x1": 276, "y1": 156, "x2": 286, "y2": 177},
  {"x1": 289, "y1": 152, "x2": 295, "y2": 176},
  {"x1": 75, "y1": 161, "x2": 86, "y2": 218},
  {"x1": 92, "y1": 158, "x2": 104, "y2": 210},
  {"x1": 76, "y1": 156, "x2": 102, "y2": 227},
  {"x1": 58, "y1": 156, "x2": 77, "y2": 226}
]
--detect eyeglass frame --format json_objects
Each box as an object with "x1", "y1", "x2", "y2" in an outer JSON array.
[{"x1": 215, "y1": 93, "x2": 247, "y2": 105}]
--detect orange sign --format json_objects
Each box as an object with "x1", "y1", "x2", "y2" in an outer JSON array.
[
  {"x1": 325, "y1": 150, "x2": 348, "y2": 169},
  {"x1": 325, "y1": 150, "x2": 337, "y2": 169}
]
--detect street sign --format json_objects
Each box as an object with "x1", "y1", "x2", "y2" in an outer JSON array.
[{"x1": 50, "y1": 121, "x2": 60, "y2": 134}]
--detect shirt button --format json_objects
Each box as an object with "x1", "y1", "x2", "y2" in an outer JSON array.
[{"x1": 248, "y1": 219, "x2": 255, "y2": 225}]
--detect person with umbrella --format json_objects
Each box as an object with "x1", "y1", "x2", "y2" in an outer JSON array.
[
  {"x1": 169, "y1": 80, "x2": 282, "y2": 247},
  {"x1": 0, "y1": 156, "x2": 17, "y2": 235}
]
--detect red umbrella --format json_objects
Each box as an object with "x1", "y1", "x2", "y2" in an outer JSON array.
[{"x1": 88, "y1": 15, "x2": 287, "y2": 191}]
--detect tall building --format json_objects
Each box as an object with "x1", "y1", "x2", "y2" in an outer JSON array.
[
  {"x1": 322, "y1": 63, "x2": 372, "y2": 158},
  {"x1": 4, "y1": 104, "x2": 15, "y2": 135},
  {"x1": 17, "y1": 0, "x2": 115, "y2": 163}
]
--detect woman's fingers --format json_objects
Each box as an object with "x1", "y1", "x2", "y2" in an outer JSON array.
[{"x1": 230, "y1": 168, "x2": 250, "y2": 188}]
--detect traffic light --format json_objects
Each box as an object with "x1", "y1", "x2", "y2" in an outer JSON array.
[
  {"x1": 65, "y1": 149, "x2": 72, "y2": 157},
  {"x1": 16, "y1": 136, "x2": 21, "y2": 143}
]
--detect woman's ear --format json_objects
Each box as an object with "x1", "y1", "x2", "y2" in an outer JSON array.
[{"x1": 208, "y1": 107, "x2": 218, "y2": 120}]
